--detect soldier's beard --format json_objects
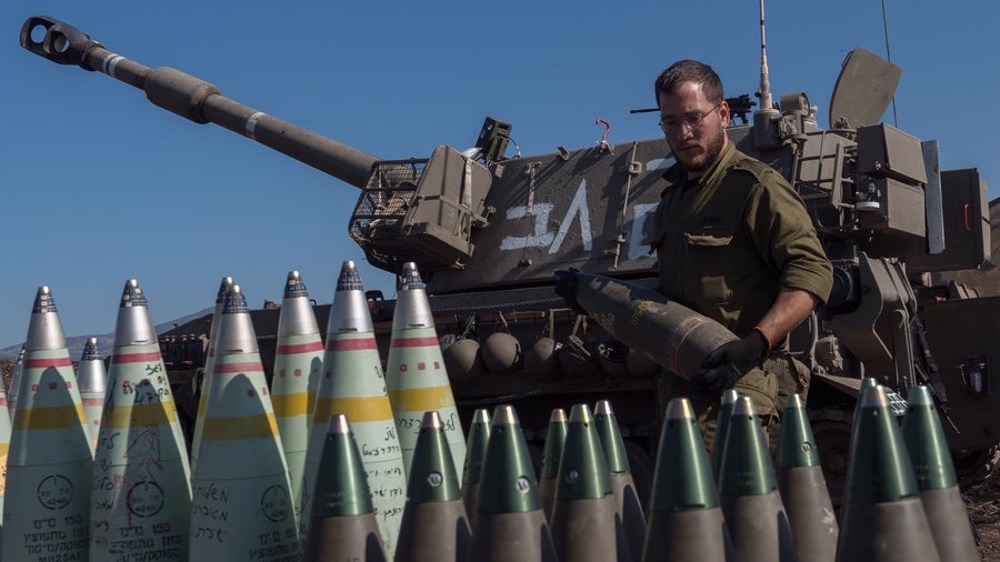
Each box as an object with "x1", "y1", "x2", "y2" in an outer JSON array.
[{"x1": 671, "y1": 127, "x2": 726, "y2": 174}]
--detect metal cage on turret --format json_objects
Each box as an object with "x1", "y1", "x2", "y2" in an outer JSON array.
[
  {"x1": 349, "y1": 158, "x2": 428, "y2": 272},
  {"x1": 349, "y1": 147, "x2": 494, "y2": 275}
]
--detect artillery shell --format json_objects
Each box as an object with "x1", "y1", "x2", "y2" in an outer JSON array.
[
  {"x1": 395, "y1": 411, "x2": 471, "y2": 562},
  {"x1": 902, "y1": 385, "x2": 979, "y2": 562},
  {"x1": 77, "y1": 336, "x2": 107, "y2": 451},
  {"x1": 469, "y1": 404, "x2": 557, "y2": 562},
  {"x1": 718, "y1": 396, "x2": 797, "y2": 562},
  {"x1": 774, "y1": 394, "x2": 837, "y2": 562},
  {"x1": 3, "y1": 287, "x2": 93, "y2": 561},
  {"x1": 89, "y1": 280, "x2": 192, "y2": 561},
  {"x1": 271, "y1": 270, "x2": 324, "y2": 521},
  {"x1": 189, "y1": 285, "x2": 299, "y2": 561},
  {"x1": 461, "y1": 407, "x2": 491, "y2": 529},
  {"x1": 386, "y1": 262, "x2": 466, "y2": 474},
  {"x1": 642, "y1": 397, "x2": 735, "y2": 562},
  {"x1": 302, "y1": 414, "x2": 387, "y2": 562},
  {"x1": 594, "y1": 399, "x2": 646, "y2": 562},
  {"x1": 836, "y1": 385, "x2": 941, "y2": 562},
  {"x1": 549, "y1": 403, "x2": 620, "y2": 562},
  {"x1": 539, "y1": 407, "x2": 568, "y2": 521},
  {"x1": 301, "y1": 261, "x2": 406, "y2": 556}
]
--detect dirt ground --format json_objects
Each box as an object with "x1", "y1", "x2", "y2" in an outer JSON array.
[{"x1": 965, "y1": 476, "x2": 1000, "y2": 560}]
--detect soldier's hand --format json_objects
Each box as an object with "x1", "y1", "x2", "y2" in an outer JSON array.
[{"x1": 693, "y1": 330, "x2": 769, "y2": 391}]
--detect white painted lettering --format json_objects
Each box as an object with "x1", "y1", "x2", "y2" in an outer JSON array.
[
  {"x1": 646, "y1": 157, "x2": 676, "y2": 171},
  {"x1": 500, "y1": 203, "x2": 555, "y2": 250},
  {"x1": 628, "y1": 203, "x2": 660, "y2": 260},
  {"x1": 549, "y1": 180, "x2": 592, "y2": 254}
]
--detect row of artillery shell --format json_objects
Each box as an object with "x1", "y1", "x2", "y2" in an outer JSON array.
[
  {"x1": 0, "y1": 347, "x2": 984, "y2": 562},
  {"x1": 305, "y1": 409, "x2": 470, "y2": 562},
  {"x1": 293, "y1": 399, "x2": 642, "y2": 562},
  {"x1": 0, "y1": 259, "x2": 469, "y2": 562},
  {"x1": 0, "y1": 271, "x2": 982, "y2": 562},
  {"x1": 0, "y1": 284, "x2": 192, "y2": 562},
  {"x1": 699, "y1": 382, "x2": 978, "y2": 562},
  {"x1": 185, "y1": 261, "x2": 468, "y2": 560},
  {"x1": 299, "y1": 261, "x2": 467, "y2": 558},
  {"x1": 834, "y1": 382, "x2": 980, "y2": 562},
  {"x1": 517, "y1": 382, "x2": 979, "y2": 562}
]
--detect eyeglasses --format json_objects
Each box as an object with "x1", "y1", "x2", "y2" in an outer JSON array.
[{"x1": 659, "y1": 103, "x2": 720, "y2": 134}]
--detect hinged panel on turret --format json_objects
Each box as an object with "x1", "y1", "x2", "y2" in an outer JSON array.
[
  {"x1": 908, "y1": 169, "x2": 991, "y2": 273},
  {"x1": 349, "y1": 147, "x2": 494, "y2": 273},
  {"x1": 400, "y1": 146, "x2": 493, "y2": 270}
]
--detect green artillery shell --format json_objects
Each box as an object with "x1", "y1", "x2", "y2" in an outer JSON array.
[
  {"x1": 711, "y1": 389, "x2": 739, "y2": 478},
  {"x1": 461, "y1": 408, "x2": 491, "y2": 529},
  {"x1": 595, "y1": 399, "x2": 646, "y2": 562},
  {"x1": 469, "y1": 404, "x2": 558, "y2": 562},
  {"x1": 836, "y1": 385, "x2": 941, "y2": 562},
  {"x1": 848, "y1": 377, "x2": 879, "y2": 454},
  {"x1": 395, "y1": 411, "x2": 471, "y2": 562},
  {"x1": 302, "y1": 414, "x2": 387, "y2": 562},
  {"x1": 774, "y1": 394, "x2": 837, "y2": 562},
  {"x1": 549, "y1": 403, "x2": 618, "y2": 562},
  {"x1": 718, "y1": 396, "x2": 797, "y2": 562},
  {"x1": 902, "y1": 386, "x2": 979, "y2": 562},
  {"x1": 643, "y1": 397, "x2": 735, "y2": 562},
  {"x1": 539, "y1": 408, "x2": 568, "y2": 520}
]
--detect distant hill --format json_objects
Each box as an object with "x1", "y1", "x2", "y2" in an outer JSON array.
[{"x1": 0, "y1": 306, "x2": 213, "y2": 361}]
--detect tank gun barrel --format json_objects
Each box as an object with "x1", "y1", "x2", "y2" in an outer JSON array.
[{"x1": 20, "y1": 16, "x2": 378, "y2": 189}]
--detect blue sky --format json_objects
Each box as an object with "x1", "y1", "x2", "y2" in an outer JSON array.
[{"x1": 2, "y1": 0, "x2": 997, "y2": 350}]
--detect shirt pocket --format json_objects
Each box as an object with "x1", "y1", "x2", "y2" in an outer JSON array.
[{"x1": 684, "y1": 231, "x2": 734, "y2": 305}]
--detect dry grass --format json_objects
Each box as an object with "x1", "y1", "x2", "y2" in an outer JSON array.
[{"x1": 965, "y1": 476, "x2": 1000, "y2": 560}]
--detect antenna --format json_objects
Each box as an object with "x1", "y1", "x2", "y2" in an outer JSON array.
[
  {"x1": 881, "y1": 0, "x2": 899, "y2": 126},
  {"x1": 758, "y1": 0, "x2": 773, "y2": 111},
  {"x1": 752, "y1": 0, "x2": 780, "y2": 150}
]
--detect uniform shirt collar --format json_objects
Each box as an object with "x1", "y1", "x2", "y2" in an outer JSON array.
[{"x1": 661, "y1": 140, "x2": 737, "y2": 192}]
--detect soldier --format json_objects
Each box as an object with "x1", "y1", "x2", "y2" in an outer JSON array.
[{"x1": 650, "y1": 59, "x2": 833, "y2": 449}]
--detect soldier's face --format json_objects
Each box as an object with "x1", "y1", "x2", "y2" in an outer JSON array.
[{"x1": 657, "y1": 82, "x2": 730, "y2": 175}]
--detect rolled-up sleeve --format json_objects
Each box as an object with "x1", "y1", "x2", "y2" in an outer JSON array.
[{"x1": 745, "y1": 171, "x2": 834, "y2": 304}]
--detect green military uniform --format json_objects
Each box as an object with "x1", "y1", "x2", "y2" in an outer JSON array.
[{"x1": 650, "y1": 141, "x2": 833, "y2": 449}]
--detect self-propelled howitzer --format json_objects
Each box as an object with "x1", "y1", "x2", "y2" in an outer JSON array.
[{"x1": 22, "y1": 16, "x2": 1000, "y2": 503}]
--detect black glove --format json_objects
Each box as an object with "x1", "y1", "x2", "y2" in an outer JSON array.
[
  {"x1": 693, "y1": 329, "x2": 769, "y2": 391},
  {"x1": 554, "y1": 269, "x2": 587, "y2": 316}
]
